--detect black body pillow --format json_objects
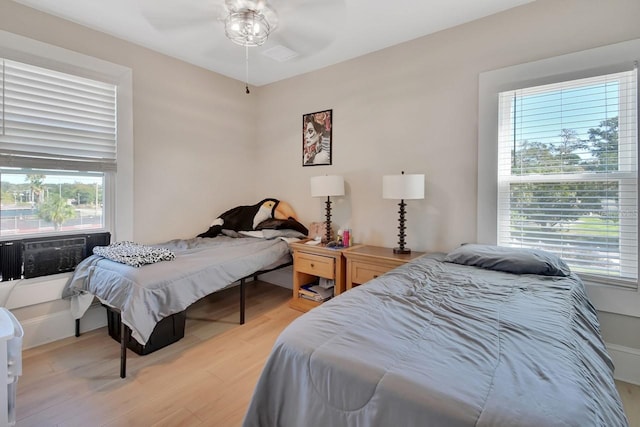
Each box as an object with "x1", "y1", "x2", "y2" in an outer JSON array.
[{"x1": 197, "y1": 198, "x2": 279, "y2": 238}]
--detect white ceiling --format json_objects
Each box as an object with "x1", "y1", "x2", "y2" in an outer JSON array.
[{"x1": 11, "y1": 0, "x2": 534, "y2": 86}]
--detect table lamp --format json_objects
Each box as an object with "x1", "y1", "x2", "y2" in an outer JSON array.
[
  {"x1": 311, "y1": 175, "x2": 345, "y2": 243},
  {"x1": 382, "y1": 171, "x2": 424, "y2": 254}
]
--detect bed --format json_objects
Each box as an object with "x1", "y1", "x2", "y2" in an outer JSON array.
[
  {"x1": 63, "y1": 199, "x2": 306, "y2": 378},
  {"x1": 243, "y1": 244, "x2": 628, "y2": 427}
]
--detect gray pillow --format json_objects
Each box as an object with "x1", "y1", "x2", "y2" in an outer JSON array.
[
  {"x1": 444, "y1": 244, "x2": 571, "y2": 277},
  {"x1": 221, "y1": 229, "x2": 243, "y2": 238},
  {"x1": 261, "y1": 229, "x2": 307, "y2": 240}
]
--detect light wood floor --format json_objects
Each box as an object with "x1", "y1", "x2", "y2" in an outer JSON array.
[{"x1": 16, "y1": 282, "x2": 640, "y2": 426}]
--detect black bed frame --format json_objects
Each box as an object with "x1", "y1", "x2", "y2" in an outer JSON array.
[{"x1": 75, "y1": 262, "x2": 292, "y2": 378}]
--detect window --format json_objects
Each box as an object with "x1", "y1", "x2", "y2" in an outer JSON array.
[
  {"x1": 0, "y1": 170, "x2": 104, "y2": 236},
  {"x1": 497, "y1": 70, "x2": 638, "y2": 287},
  {"x1": 0, "y1": 58, "x2": 116, "y2": 238},
  {"x1": 479, "y1": 39, "x2": 640, "y2": 315}
]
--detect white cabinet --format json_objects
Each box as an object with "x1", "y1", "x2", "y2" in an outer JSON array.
[{"x1": 0, "y1": 309, "x2": 22, "y2": 427}]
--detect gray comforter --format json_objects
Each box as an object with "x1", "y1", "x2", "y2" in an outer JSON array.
[
  {"x1": 63, "y1": 236, "x2": 291, "y2": 345},
  {"x1": 243, "y1": 256, "x2": 628, "y2": 426}
]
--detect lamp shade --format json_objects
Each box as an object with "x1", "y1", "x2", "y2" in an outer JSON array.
[
  {"x1": 383, "y1": 174, "x2": 424, "y2": 200},
  {"x1": 311, "y1": 175, "x2": 345, "y2": 197}
]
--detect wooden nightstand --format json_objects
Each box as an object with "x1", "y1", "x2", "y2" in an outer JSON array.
[
  {"x1": 288, "y1": 240, "x2": 359, "y2": 312},
  {"x1": 343, "y1": 245, "x2": 425, "y2": 290}
]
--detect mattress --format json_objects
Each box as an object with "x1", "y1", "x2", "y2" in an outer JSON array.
[
  {"x1": 243, "y1": 255, "x2": 628, "y2": 427},
  {"x1": 63, "y1": 236, "x2": 291, "y2": 345}
]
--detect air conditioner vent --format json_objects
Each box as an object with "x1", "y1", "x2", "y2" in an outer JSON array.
[
  {"x1": 0, "y1": 232, "x2": 110, "y2": 281},
  {"x1": 0, "y1": 242, "x2": 22, "y2": 282},
  {"x1": 23, "y1": 238, "x2": 87, "y2": 279}
]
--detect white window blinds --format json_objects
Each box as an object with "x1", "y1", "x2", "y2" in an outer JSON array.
[
  {"x1": 0, "y1": 59, "x2": 116, "y2": 172},
  {"x1": 497, "y1": 69, "x2": 638, "y2": 286}
]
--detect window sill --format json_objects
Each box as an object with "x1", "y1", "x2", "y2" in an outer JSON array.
[
  {"x1": 583, "y1": 280, "x2": 640, "y2": 317},
  {"x1": 0, "y1": 273, "x2": 72, "y2": 309}
]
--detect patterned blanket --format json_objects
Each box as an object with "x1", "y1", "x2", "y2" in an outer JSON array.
[{"x1": 93, "y1": 241, "x2": 175, "y2": 267}]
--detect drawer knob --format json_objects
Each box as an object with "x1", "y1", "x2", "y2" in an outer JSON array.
[
  {"x1": 373, "y1": 275, "x2": 378, "y2": 278},
  {"x1": 310, "y1": 263, "x2": 315, "y2": 268}
]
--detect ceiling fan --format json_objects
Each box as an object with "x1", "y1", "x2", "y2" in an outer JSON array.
[
  {"x1": 139, "y1": 0, "x2": 343, "y2": 93},
  {"x1": 139, "y1": 0, "x2": 343, "y2": 59}
]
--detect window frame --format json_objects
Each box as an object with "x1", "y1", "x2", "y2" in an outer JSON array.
[
  {"x1": 478, "y1": 38, "x2": 640, "y2": 316},
  {"x1": 0, "y1": 30, "x2": 133, "y2": 243},
  {"x1": 496, "y1": 71, "x2": 637, "y2": 286}
]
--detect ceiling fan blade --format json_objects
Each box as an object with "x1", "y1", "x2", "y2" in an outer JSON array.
[
  {"x1": 267, "y1": 0, "x2": 345, "y2": 53},
  {"x1": 269, "y1": 32, "x2": 333, "y2": 57},
  {"x1": 225, "y1": 0, "x2": 271, "y2": 12},
  {"x1": 224, "y1": 0, "x2": 278, "y2": 30},
  {"x1": 138, "y1": 0, "x2": 226, "y2": 32},
  {"x1": 270, "y1": 0, "x2": 344, "y2": 23},
  {"x1": 272, "y1": 18, "x2": 342, "y2": 53}
]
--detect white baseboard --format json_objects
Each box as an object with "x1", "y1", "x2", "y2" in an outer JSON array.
[
  {"x1": 607, "y1": 343, "x2": 640, "y2": 386},
  {"x1": 20, "y1": 304, "x2": 106, "y2": 350}
]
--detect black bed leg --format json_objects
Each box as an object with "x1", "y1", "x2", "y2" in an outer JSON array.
[
  {"x1": 75, "y1": 319, "x2": 80, "y2": 337},
  {"x1": 120, "y1": 321, "x2": 128, "y2": 379},
  {"x1": 240, "y1": 278, "x2": 246, "y2": 325}
]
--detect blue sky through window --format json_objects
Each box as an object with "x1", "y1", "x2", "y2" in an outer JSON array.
[{"x1": 512, "y1": 80, "x2": 619, "y2": 160}]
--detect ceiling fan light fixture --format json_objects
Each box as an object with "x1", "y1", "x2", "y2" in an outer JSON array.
[{"x1": 225, "y1": 9, "x2": 271, "y2": 47}]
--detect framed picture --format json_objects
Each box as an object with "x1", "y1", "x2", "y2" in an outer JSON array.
[{"x1": 302, "y1": 109, "x2": 332, "y2": 166}]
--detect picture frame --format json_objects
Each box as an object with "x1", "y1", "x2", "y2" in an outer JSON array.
[{"x1": 302, "y1": 109, "x2": 332, "y2": 166}]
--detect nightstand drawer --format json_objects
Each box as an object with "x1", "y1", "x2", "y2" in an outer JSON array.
[
  {"x1": 351, "y1": 262, "x2": 390, "y2": 285},
  {"x1": 295, "y1": 252, "x2": 335, "y2": 279}
]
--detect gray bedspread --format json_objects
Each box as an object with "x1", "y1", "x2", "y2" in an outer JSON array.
[
  {"x1": 63, "y1": 236, "x2": 291, "y2": 345},
  {"x1": 243, "y1": 256, "x2": 628, "y2": 427}
]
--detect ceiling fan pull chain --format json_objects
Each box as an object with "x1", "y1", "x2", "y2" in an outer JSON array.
[{"x1": 245, "y1": 45, "x2": 250, "y2": 94}]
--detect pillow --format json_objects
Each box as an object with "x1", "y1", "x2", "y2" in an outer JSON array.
[
  {"x1": 221, "y1": 229, "x2": 243, "y2": 238},
  {"x1": 262, "y1": 229, "x2": 307, "y2": 239},
  {"x1": 255, "y1": 217, "x2": 309, "y2": 236},
  {"x1": 444, "y1": 244, "x2": 571, "y2": 277},
  {"x1": 239, "y1": 229, "x2": 306, "y2": 240},
  {"x1": 239, "y1": 230, "x2": 265, "y2": 239}
]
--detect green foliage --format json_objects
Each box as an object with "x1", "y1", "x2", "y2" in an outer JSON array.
[
  {"x1": 25, "y1": 174, "x2": 45, "y2": 204},
  {"x1": 513, "y1": 118, "x2": 619, "y2": 174},
  {"x1": 555, "y1": 128, "x2": 587, "y2": 169},
  {"x1": 510, "y1": 182, "x2": 582, "y2": 230},
  {"x1": 510, "y1": 117, "x2": 620, "y2": 241},
  {"x1": 586, "y1": 117, "x2": 619, "y2": 171},
  {"x1": 513, "y1": 141, "x2": 556, "y2": 174},
  {"x1": 37, "y1": 194, "x2": 76, "y2": 231},
  {"x1": 567, "y1": 216, "x2": 619, "y2": 238}
]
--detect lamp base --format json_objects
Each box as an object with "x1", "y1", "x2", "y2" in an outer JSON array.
[
  {"x1": 324, "y1": 197, "x2": 333, "y2": 244},
  {"x1": 393, "y1": 247, "x2": 411, "y2": 255}
]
